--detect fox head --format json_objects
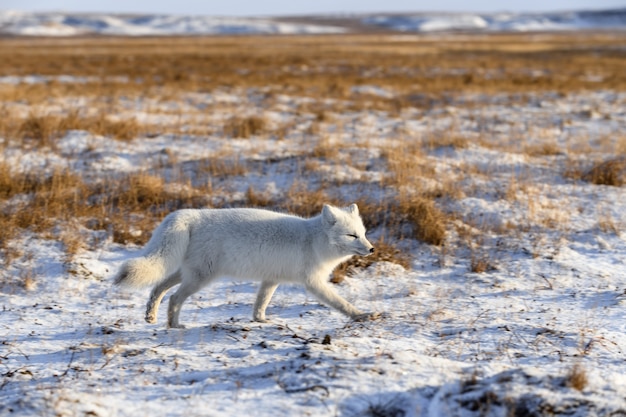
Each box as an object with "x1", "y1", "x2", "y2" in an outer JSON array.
[{"x1": 321, "y1": 203, "x2": 374, "y2": 257}]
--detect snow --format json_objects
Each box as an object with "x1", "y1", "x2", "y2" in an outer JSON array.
[
  {"x1": 1, "y1": 9, "x2": 625, "y2": 36},
  {"x1": 0, "y1": 11, "x2": 347, "y2": 36},
  {"x1": 364, "y1": 9, "x2": 626, "y2": 32},
  {"x1": 365, "y1": 14, "x2": 489, "y2": 32},
  {"x1": 1, "y1": 84, "x2": 626, "y2": 416}
]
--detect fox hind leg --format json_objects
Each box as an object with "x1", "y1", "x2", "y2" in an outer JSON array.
[
  {"x1": 145, "y1": 270, "x2": 182, "y2": 324},
  {"x1": 167, "y1": 267, "x2": 214, "y2": 329},
  {"x1": 253, "y1": 281, "x2": 279, "y2": 322}
]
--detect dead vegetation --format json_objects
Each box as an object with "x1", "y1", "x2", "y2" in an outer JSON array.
[
  {"x1": 331, "y1": 239, "x2": 411, "y2": 283},
  {"x1": 583, "y1": 157, "x2": 626, "y2": 186},
  {"x1": 0, "y1": 32, "x2": 624, "y2": 274},
  {"x1": 399, "y1": 196, "x2": 447, "y2": 246},
  {"x1": 1, "y1": 110, "x2": 148, "y2": 146},
  {"x1": 1, "y1": 32, "x2": 625, "y2": 108},
  {"x1": 223, "y1": 115, "x2": 266, "y2": 139},
  {"x1": 0, "y1": 162, "x2": 214, "y2": 264},
  {"x1": 469, "y1": 253, "x2": 496, "y2": 274},
  {"x1": 564, "y1": 363, "x2": 588, "y2": 392}
]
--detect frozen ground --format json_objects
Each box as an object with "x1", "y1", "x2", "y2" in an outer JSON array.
[{"x1": 1, "y1": 84, "x2": 626, "y2": 416}]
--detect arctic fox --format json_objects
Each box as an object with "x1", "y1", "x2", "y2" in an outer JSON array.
[{"x1": 114, "y1": 203, "x2": 378, "y2": 328}]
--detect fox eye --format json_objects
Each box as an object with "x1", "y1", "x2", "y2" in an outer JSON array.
[{"x1": 347, "y1": 234, "x2": 358, "y2": 239}]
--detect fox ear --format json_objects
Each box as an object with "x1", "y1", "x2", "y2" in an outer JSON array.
[
  {"x1": 322, "y1": 204, "x2": 337, "y2": 226},
  {"x1": 347, "y1": 203, "x2": 359, "y2": 216}
]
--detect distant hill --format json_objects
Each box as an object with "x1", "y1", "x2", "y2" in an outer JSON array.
[
  {"x1": 361, "y1": 8, "x2": 626, "y2": 32},
  {"x1": 0, "y1": 11, "x2": 347, "y2": 36},
  {"x1": 0, "y1": 8, "x2": 625, "y2": 36}
]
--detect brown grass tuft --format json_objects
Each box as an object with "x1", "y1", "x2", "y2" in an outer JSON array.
[
  {"x1": 282, "y1": 184, "x2": 333, "y2": 218},
  {"x1": 424, "y1": 133, "x2": 469, "y2": 151},
  {"x1": 6, "y1": 110, "x2": 146, "y2": 145},
  {"x1": 246, "y1": 185, "x2": 274, "y2": 207},
  {"x1": 583, "y1": 157, "x2": 626, "y2": 186},
  {"x1": 18, "y1": 112, "x2": 61, "y2": 147},
  {"x1": 597, "y1": 208, "x2": 620, "y2": 234},
  {"x1": 399, "y1": 196, "x2": 447, "y2": 246},
  {"x1": 525, "y1": 142, "x2": 563, "y2": 157},
  {"x1": 118, "y1": 173, "x2": 166, "y2": 208},
  {"x1": 89, "y1": 114, "x2": 142, "y2": 141},
  {"x1": 564, "y1": 363, "x2": 588, "y2": 392},
  {"x1": 223, "y1": 115, "x2": 266, "y2": 139},
  {"x1": 0, "y1": 162, "x2": 27, "y2": 199},
  {"x1": 310, "y1": 136, "x2": 339, "y2": 160},
  {"x1": 470, "y1": 253, "x2": 497, "y2": 273},
  {"x1": 331, "y1": 239, "x2": 411, "y2": 283},
  {"x1": 109, "y1": 214, "x2": 158, "y2": 246},
  {"x1": 60, "y1": 228, "x2": 86, "y2": 261},
  {"x1": 199, "y1": 156, "x2": 248, "y2": 178},
  {"x1": 10, "y1": 169, "x2": 86, "y2": 231},
  {"x1": 381, "y1": 143, "x2": 431, "y2": 187}
]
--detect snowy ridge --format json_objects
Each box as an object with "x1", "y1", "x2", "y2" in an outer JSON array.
[
  {"x1": 364, "y1": 8, "x2": 626, "y2": 32},
  {"x1": 0, "y1": 9, "x2": 625, "y2": 36},
  {"x1": 0, "y1": 11, "x2": 347, "y2": 36}
]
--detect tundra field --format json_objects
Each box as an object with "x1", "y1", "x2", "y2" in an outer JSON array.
[{"x1": 1, "y1": 33, "x2": 626, "y2": 416}]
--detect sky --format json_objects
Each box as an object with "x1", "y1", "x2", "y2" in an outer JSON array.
[{"x1": 2, "y1": 0, "x2": 625, "y2": 16}]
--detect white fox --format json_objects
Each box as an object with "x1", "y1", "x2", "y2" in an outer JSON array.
[{"x1": 114, "y1": 203, "x2": 378, "y2": 328}]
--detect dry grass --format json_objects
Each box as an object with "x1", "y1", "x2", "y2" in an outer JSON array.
[
  {"x1": 0, "y1": 32, "x2": 624, "y2": 267},
  {"x1": 381, "y1": 142, "x2": 425, "y2": 185},
  {"x1": 398, "y1": 196, "x2": 447, "y2": 246},
  {"x1": 223, "y1": 116, "x2": 266, "y2": 139},
  {"x1": 245, "y1": 185, "x2": 274, "y2": 207},
  {"x1": 199, "y1": 156, "x2": 248, "y2": 179},
  {"x1": 310, "y1": 136, "x2": 339, "y2": 160},
  {"x1": 583, "y1": 157, "x2": 626, "y2": 186},
  {"x1": 89, "y1": 115, "x2": 143, "y2": 141},
  {"x1": 60, "y1": 227, "x2": 87, "y2": 262},
  {"x1": 2, "y1": 110, "x2": 148, "y2": 146},
  {"x1": 6, "y1": 168, "x2": 85, "y2": 231},
  {"x1": 424, "y1": 133, "x2": 469, "y2": 151},
  {"x1": 597, "y1": 208, "x2": 620, "y2": 234},
  {"x1": 0, "y1": 166, "x2": 87, "y2": 263},
  {"x1": 524, "y1": 142, "x2": 563, "y2": 157},
  {"x1": 17, "y1": 112, "x2": 62, "y2": 147},
  {"x1": 564, "y1": 363, "x2": 588, "y2": 392},
  {"x1": 1, "y1": 33, "x2": 625, "y2": 109},
  {"x1": 120, "y1": 173, "x2": 167, "y2": 207},
  {"x1": 0, "y1": 161, "x2": 213, "y2": 259},
  {"x1": 469, "y1": 253, "x2": 496, "y2": 274},
  {"x1": 331, "y1": 239, "x2": 411, "y2": 283},
  {"x1": 281, "y1": 184, "x2": 334, "y2": 218}
]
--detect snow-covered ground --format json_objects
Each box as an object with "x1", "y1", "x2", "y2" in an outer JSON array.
[
  {"x1": 1, "y1": 8, "x2": 625, "y2": 36},
  {"x1": 364, "y1": 8, "x2": 626, "y2": 32},
  {"x1": 1, "y1": 81, "x2": 626, "y2": 416},
  {"x1": 0, "y1": 11, "x2": 346, "y2": 36}
]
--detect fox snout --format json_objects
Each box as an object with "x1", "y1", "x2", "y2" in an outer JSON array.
[{"x1": 360, "y1": 240, "x2": 375, "y2": 256}]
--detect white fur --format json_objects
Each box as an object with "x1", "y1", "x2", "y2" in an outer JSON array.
[{"x1": 114, "y1": 204, "x2": 376, "y2": 328}]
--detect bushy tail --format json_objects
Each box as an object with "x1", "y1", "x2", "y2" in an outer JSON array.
[{"x1": 114, "y1": 212, "x2": 190, "y2": 288}]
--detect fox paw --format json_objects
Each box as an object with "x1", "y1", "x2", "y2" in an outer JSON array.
[
  {"x1": 145, "y1": 314, "x2": 157, "y2": 324},
  {"x1": 352, "y1": 312, "x2": 381, "y2": 322},
  {"x1": 253, "y1": 316, "x2": 270, "y2": 323}
]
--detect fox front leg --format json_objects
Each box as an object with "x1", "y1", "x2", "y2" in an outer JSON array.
[
  {"x1": 304, "y1": 279, "x2": 375, "y2": 320},
  {"x1": 253, "y1": 281, "x2": 279, "y2": 322}
]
